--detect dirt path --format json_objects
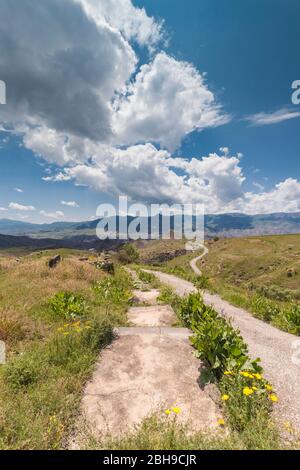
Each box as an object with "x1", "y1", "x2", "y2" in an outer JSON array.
[
  {"x1": 189, "y1": 246, "x2": 209, "y2": 276},
  {"x1": 146, "y1": 269, "x2": 300, "y2": 431},
  {"x1": 73, "y1": 272, "x2": 221, "y2": 443}
]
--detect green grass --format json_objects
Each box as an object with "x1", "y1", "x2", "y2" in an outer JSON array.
[
  {"x1": 79, "y1": 413, "x2": 283, "y2": 450},
  {"x1": 145, "y1": 235, "x2": 300, "y2": 335},
  {"x1": 0, "y1": 251, "x2": 133, "y2": 449}
]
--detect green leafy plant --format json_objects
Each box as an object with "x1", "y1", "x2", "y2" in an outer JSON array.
[
  {"x1": 178, "y1": 291, "x2": 276, "y2": 439},
  {"x1": 220, "y1": 371, "x2": 273, "y2": 432},
  {"x1": 117, "y1": 244, "x2": 140, "y2": 265},
  {"x1": 181, "y1": 292, "x2": 262, "y2": 379},
  {"x1": 137, "y1": 270, "x2": 155, "y2": 285},
  {"x1": 178, "y1": 292, "x2": 204, "y2": 328},
  {"x1": 93, "y1": 277, "x2": 131, "y2": 304},
  {"x1": 284, "y1": 303, "x2": 300, "y2": 334},
  {"x1": 251, "y1": 295, "x2": 280, "y2": 322},
  {"x1": 48, "y1": 292, "x2": 89, "y2": 320},
  {"x1": 194, "y1": 275, "x2": 210, "y2": 290},
  {"x1": 4, "y1": 351, "x2": 43, "y2": 389}
]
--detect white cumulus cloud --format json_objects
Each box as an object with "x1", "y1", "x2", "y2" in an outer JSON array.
[
  {"x1": 113, "y1": 52, "x2": 229, "y2": 151},
  {"x1": 76, "y1": 0, "x2": 163, "y2": 49},
  {"x1": 9, "y1": 202, "x2": 35, "y2": 211},
  {"x1": 61, "y1": 200, "x2": 80, "y2": 208},
  {"x1": 40, "y1": 210, "x2": 65, "y2": 219}
]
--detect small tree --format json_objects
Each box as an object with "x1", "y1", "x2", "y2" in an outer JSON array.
[{"x1": 118, "y1": 244, "x2": 140, "y2": 265}]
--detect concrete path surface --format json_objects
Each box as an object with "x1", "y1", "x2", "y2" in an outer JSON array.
[
  {"x1": 128, "y1": 305, "x2": 176, "y2": 327},
  {"x1": 80, "y1": 329, "x2": 219, "y2": 438},
  {"x1": 148, "y1": 269, "x2": 300, "y2": 431},
  {"x1": 132, "y1": 289, "x2": 160, "y2": 305},
  {"x1": 74, "y1": 270, "x2": 221, "y2": 442}
]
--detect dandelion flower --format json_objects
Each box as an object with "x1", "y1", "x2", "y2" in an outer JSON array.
[
  {"x1": 269, "y1": 394, "x2": 278, "y2": 403},
  {"x1": 165, "y1": 409, "x2": 171, "y2": 415},
  {"x1": 217, "y1": 419, "x2": 225, "y2": 426},
  {"x1": 222, "y1": 394, "x2": 230, "y2": 401},
  {"x1": 172, "y1": 407, "x2": 182, "y2": 414},
  {"x1": 240, "y1": 371, "x2": 254, "y2": 378},
  {"x1": 243, "y1": 387, "x2": 254, "y2": 396},
  {"x1": 265, "y1": 384, "x2": 273, "y2": 391},
  {"x1": 253, "y1": 373, "x2": 262, "y2": 380}
]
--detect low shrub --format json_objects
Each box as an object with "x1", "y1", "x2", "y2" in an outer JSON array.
[
  {"x1": 93, "y1": 277, "x2": 131, "y2": 304},
  {"x1": 189, "y1": 294, "x2": 261, "y2": 379},
  {"x1": 47, "y1": 319, "x2": 113, "y2": 372},
  {"x1": 48, "y1": 292, "x2": 89, "y2": 320},
  {"x1": 178, "y1": 292, "x2": 204, "y2": 328},
  {"x1": 137, "y1": 270, "x2": 155, "y2": 285},
  {"x1": 194, "y1": 275, "x2": 210, "y2": 290},
  {"x1": 178, "y1": 291, "x2": 276, "y2": 437},
  {"x1": 254, "y1": 285, "x2": 292, "y2": 302},
  {"x1": 220, "y1": 371, "x2": 273, "y2": 432},
  {"x1": 284, "y1": 304, "x2": 300, "y2": 335},
  {"x1": 180, "y1": 292, "x2": 262, "y2": 379},
  {"x1": 4, "y1": 351, "x2": 44, "y2": 390},
  {"x1": 118, "y1": 244, "x2": 140, "y2": 265},
  {"x1": 251, "y1": 295, "x2": 280, "y2": 322},
  {"x1": 251, "y1": 293, "x2": 300, "y2": 335},
  {"x1": 0, "y1": 317, "x2": 25, "y2": 345}
]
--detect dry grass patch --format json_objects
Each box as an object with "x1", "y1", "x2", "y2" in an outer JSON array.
[{"x1": 0, "y1": 253, "x2": 103, "y2": 315}]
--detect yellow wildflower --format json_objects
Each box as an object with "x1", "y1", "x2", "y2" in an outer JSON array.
[
  {"x1": 165, "y1": 409, "x2": 171, "y2": 415},
  {"x1": 224, "y1": 371, "x2": 233, "y2": 376},
  {"x1": 240, "y1": 371, "x2": 254, "y2": 378},
  {"x1": 253, "y1": 373, "x2": 262, "y2": 380},
  {"x1": 269, "y1": 394, "x2": 278, "y2": 403},
  {"x1": 265, "y1": 384, "x2": 273, "y2": 391},
  {"x1": 222, "y1": 394, "x2": 230, "y2": 401},
  {"x1": 57, "y1": 327, "x2": 64, "y2": 332},
  {"x1": 172, "y1": 407, "x2": 182, "y2": 414},
  {"x1": 243, "y1": 387, "x2": 254, "y2": 396},
  {"x1": 217, "y1": 419, "x2": 225, "y2": 426}
]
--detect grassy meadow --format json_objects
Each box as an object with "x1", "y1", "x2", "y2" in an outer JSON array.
[{"x1": 0, "y1": 249, "x2": 133, "y2": 449}]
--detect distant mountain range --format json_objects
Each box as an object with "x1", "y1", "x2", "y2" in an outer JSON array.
[{"x1": 0, "y1": 212, "x2": 299, "y2": 250}]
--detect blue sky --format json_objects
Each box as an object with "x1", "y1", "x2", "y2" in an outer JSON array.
[
  {"x1": 0, "y1": 0, "x2": 299, "y2": 223},
  {"x1": 142, "y1": 0, "x2": 300, "y2": 189}
]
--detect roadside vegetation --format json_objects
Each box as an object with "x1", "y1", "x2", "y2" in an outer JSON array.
[
  {"x1": 178, "y1": 291, "x2": 280, "y2": 449},
  {"x1": 146, "y1": 234, "x2": 300, "y2": 335},
  {"x1": 0, "y1": 250, "x2": 133, "y2": 449}
]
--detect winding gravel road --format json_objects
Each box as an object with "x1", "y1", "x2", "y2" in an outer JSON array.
[
  {"x1": 147, "y1": 268, "x2": 300, "y2": 431},
  {"x1": 189, "y1": 246, "x2": 209, "y2": 276}
]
